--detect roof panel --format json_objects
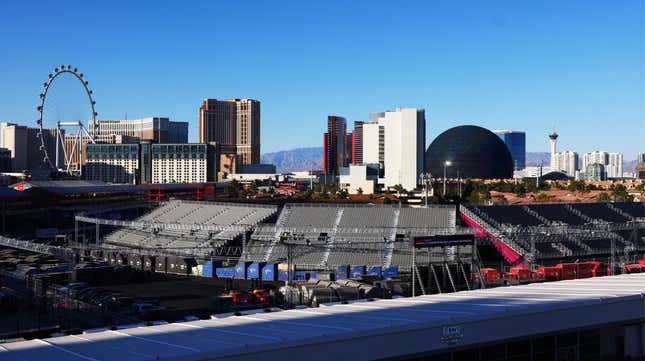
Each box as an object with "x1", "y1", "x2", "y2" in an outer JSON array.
[{"x1": 2, "y1": 273, "x2": 645, "y2": 361}]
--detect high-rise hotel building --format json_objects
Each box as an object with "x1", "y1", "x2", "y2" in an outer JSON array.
[
  {"x1": 362, "y1": 108, "x2": 426, "y2": 190},
  {"x1": 323, "y1": 116, "x2": 348, "y2": 175},
  {"x1": 85, "y1": 142, "x2": 219, "y2": 184},
  {"x1": 198, "y1": 99, "x2": 260, "y2": 173},
  {"x1": 494, "y1": 130, "x2": 526, "y2": 170},
  {"x1": 352, "y1": 121, "x2": 364, "y2": 164},
  {"x1": 582, "y1": 151, "x2": 623, "y2": 179},
  {"x1": 89, "y1": 117, "x2": 188, "y2": 143}
]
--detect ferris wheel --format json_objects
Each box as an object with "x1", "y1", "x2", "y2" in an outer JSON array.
[{"x1": 36, "y1": 65, "x2": 98, "y2": 175}]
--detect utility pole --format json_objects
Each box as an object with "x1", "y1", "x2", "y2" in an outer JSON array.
[
  {"x1": 443, "y1": 161, "x2": 452, "y2": 197},
  {"x1": 419, "y1": 173, "x2": 432, "y2": 207}
]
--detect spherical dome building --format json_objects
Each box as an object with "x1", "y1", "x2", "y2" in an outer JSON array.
[{"x1": 425, "y1": 125, "x2": 514, "y2": 179}]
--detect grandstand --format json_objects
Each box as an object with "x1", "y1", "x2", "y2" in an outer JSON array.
[
  {"x1": 462, "y1": 202, "x2": 645, "y2": 266},
  {"x1": 243, "y1": 203, "x2": 460, "y2": 269},
  {"x1": 103, "y1": 200, "x2": 278, "y2": 256},
  {"x1": 93, "y1": 200, "x2": 645, "y2": 271}
]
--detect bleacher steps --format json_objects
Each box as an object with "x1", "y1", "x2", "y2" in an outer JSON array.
[
  {"x1": 607, "y1": 203, "x2": 634, "y2": 221},
  {"x1": 383, "y1": 208, "x2": 400, "y2": 268},
  {"x1": 321, "y1": 209, "x2": 344, "y2": 267},
  {"x1": 565, "y1": 204, "x2": 592, "y2": 223},
  {"x1": 522, "y1": 205, "x2": 549, "y2": 224}
]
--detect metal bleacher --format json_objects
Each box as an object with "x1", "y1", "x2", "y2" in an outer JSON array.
[
  {"x1": 246, "y1": 203, "x2": 458, "y2": 269},
  {"x1": 468, "y1": 202, "x2": 645, "y2": 261},
  {"x1": 103, "y1": 201, "x2": 278, "y2": 255},
  {"x1": 570, "y1": 203, "x2": 630, "y2": 223},
  {"x1": 612, "y1": 202, "x2": 645, "y2": 220},
  {"x1": 475, "y1": 205, "x2": 544, "y2": 227},
  {"x1": 526, "y1": 204, "x2": 588, "y2": 225}
]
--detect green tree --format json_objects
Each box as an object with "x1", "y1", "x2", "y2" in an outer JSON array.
[
  {"x1": 392, "y1": 184, "x2": 407, "y2": 197},
  {"x1": 513, "y1": 183, "x2": 527, "y2": 197},
  {"x1": 238, "y1": 189, "x2": 249, "y2": 199},
  {"x1": 610, "y1": 184, "x2": 633, "y2": 202},
  {"x1": 248, "y1": 182, "x2": 258, "y2": 194},
  {"x1": 336, "y1": 188, "x2": 349, "y2": 199},
  {"x1": 596, "y1": 192, "x2": 611, "y2": 202}
]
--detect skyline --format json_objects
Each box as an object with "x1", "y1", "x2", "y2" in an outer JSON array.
[{"x1": 0, "y1": 1, "x2": 643, "y2": 159}]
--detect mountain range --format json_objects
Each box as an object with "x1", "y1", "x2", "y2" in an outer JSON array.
[{"x1": 262, "y1": 148, "x2": 639, "y2": 174}]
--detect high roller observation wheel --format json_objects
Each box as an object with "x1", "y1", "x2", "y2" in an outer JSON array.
[{"x1": 36, "y1": 64, "x2": 98, "y2": 173}]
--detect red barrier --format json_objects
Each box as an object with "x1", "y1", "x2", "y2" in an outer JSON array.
[
  {"x1": 509, "y1": 267, "x2": 531, "y2": 282},
  {"x1": 625, "y1": 264, "x2": 643, "y2": 274},
  {"x1": 576, "y1": 262, "x2": 594, "y2": 279},
  {"x1": 480, "y1": 268, "x2": 501, "y2": 284},
  {"x1": 502, "y1": 273, "x2": 520, "y2": 285},
  {"x1": 585, "y1": 261, "x2": 608, "y2": 277},
  {"x1": 536, "y1": 266, "x2": 562, "y2": 281}
]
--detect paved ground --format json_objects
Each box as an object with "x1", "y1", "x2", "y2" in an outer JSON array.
[{"x1": 101, "y1": 274, "x2": 280, "y2": 319}]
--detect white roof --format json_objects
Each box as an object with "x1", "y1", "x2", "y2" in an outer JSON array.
[{"x1": 2, "y1": 273, "x2": 645, "y2": 361}]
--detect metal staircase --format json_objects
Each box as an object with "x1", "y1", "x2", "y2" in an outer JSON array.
[
  {"x1": 445, "y1": 263, "x2": 457, "y2": 293},
  {"x1": 565, "y1": 204, "x2": 593, "y2": 223},
  {"x1": 320, "y1": 209, "x2": 344, "y2": 266},
  {"x1": 607, "y1": 203, "x2": 634, "y2": 221},
  {"x1": 523, "y1": 205, "x2": 549, "y2": 224},
  {"x1": 264, "y1": 207, "x2": 292, "y2": 262},
  {"x1": 383, "y1": 208, "x2": 400, "y2": 267}
]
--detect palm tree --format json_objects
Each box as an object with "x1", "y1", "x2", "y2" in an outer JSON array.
[{"x1": 392, "y1": 184, "x2": 406, "y2": 197}]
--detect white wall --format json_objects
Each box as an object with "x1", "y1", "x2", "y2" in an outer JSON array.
[
  {"x1": 383, "y1": 108, "x2": 425, "y2": 190},
  {"x1": 360, "y1": 108, "x2": 425, "y2": 191},
  {"x1": 339, "y1": 164, "x2": 376, "y2": 194},
  {"x1": 362, "y1": 122, "x2": 381, "y2": 165}
]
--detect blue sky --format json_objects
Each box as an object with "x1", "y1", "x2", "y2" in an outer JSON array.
[{"x1": 0, "y1": 1, "x2": 643, "y2": 158}]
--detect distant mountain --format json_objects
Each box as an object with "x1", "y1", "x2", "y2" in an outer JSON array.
[
  {"x1": 624, "y1": 159, "x2": 639, "y2": 174},
  {"x1": 525, "y1": 152, "x2": 551, "y2": 167},
  {"x1": 262, "y1": 148, "x2": 640, "y2": 174},
  {"x1": 261, "y1": 147, "x2": 322, "y2": 173}
]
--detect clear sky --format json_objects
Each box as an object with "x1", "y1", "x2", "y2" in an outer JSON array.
[{"x1": 0, "y1": 1, "x2": 643, "y2": 159}]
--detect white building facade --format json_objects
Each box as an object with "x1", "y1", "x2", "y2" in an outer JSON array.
[
  {"x1": 151, "y1": 144, "x2": 208, "y2": 184},
  {"x1": 582, "y1": 151, "x2": 623, "y2": 179},
  {"x1": 554, "y1": 151, "x2": 579, "y2": 177},
  {"x1": 582, "y1": 151, "x2": 608, "y2": 170},
  {"x1": 361, "y1": 108, "x2": 425, "y2": 191},
  {"x1": 85, "y1": 144, "x2": 140, "y2": 184},
  {"x1": 339, "y1": 163, "x2": 378, "y2": 194},
  {"x1": 606, "y1": 152, "x2": 623, "y2": 178}
]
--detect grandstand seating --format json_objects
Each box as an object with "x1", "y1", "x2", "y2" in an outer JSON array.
[
  {"x1": 464, "y1": 202, "x2": 644, "y2": 261},
  {"x1": 534, "y1": 242, "x2": 559, "y2": 256},
  {"x1": 570, "y1": 203, "x2": 630, "y2": 223},
  {"x1": 281, "y1": 205, "x2": 339, "y2": 228},
  {"x1": 613, "y1": 202, "x2": 645, "y2": 219},
  {"x1": 397, "y1": 206, "x2": 455, "y2": 228},
  {"x1": 245, "y1": 204, "x2": 457, "y2": 268},
  {"x1": 475, "y1": 205, "x2": 544, "y2": 227},
  {"x1": 103, "y1": 201, "x2": 278, "y2": 256},
  {"x1": 338, "y1": 207, "x2": 396, "y2": 228},
  {"x1": 526, "y1": 204, "x2": 588, "y2": 225}
]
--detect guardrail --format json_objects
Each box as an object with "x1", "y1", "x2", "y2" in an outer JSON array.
[{"x1": 0, "y1": 236, "x2": 74, "y2": 260}]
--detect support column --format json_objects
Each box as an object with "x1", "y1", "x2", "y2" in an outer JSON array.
[{"x1": 624, "y1": 324, "x2": 645, "y2": 358}]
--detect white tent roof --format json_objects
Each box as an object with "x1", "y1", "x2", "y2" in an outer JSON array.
[{"x1": 2, "y1": 273, "x2": 645, "y2": 361}]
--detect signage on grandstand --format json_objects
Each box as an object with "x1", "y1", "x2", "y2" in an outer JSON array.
[
  {"x1": 441, "y1": 325, "x2": 463, "y2": 345},
  {"x1": 414, "y1": 234, "x2": 474, "y2": 248}
]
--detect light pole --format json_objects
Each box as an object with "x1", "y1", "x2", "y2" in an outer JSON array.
[
  {"x1": 419, "y1": 172, "x2": 432, "y2": 207},
  {"x1": 443, "y1": 161, "x2": 452, "y2": 197}
]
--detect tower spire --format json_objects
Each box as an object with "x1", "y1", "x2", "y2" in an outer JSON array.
[{"x1": 549, "y1": 123, "x2": 558, "y2": 170}]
